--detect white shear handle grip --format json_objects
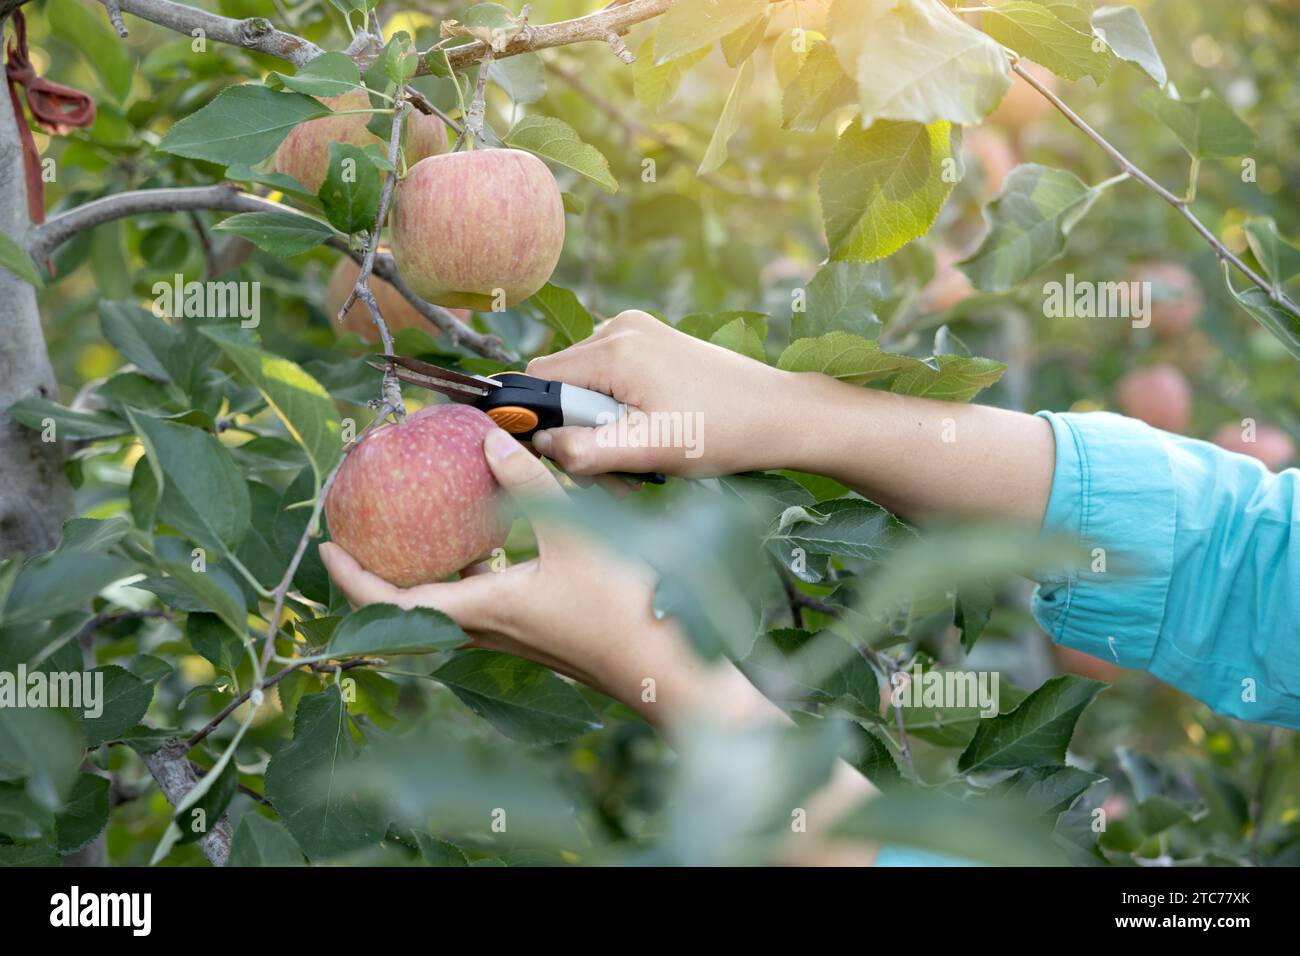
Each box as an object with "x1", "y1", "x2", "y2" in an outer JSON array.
[{"x1": 558, "y1": 383, "x2": 624, "y2": 428}]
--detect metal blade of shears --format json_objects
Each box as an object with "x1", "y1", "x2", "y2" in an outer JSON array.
[{"x1": 366, "y1": 355, "x2": 500, "y2": 404}]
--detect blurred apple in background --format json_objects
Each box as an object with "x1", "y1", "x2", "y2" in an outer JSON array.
[
  {"x1": 1116, "y1": 364, "x2": 1192, "y2": 433},
  {"x1": 326, "y1": 258, "x2": 470, "y2": 341},
  {"x1": 922, "y1": 245, "x2": 977, "y2": 313},
  {"x1": 1128, "y1": 261, "x2": 1204, "y2": 337},
  {"x1": 1212, "y1": 421, "x2": 1296, "y2": 469},
  {"x1": 989, "y1": 62, "x2": 1056, "y2": 132}
]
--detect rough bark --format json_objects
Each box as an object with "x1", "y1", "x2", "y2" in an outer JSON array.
[
  {"x1": 142, "y1": 741, "x2": 233, "y2": 867},
  {"x1": 0, "y1": 15, "x2": 73, "y2": 560}
]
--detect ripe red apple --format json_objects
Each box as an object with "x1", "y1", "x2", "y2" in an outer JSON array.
[
  {"x1": 326, "y1": 258, "x2": 470, "y2": 342},
  {"x1": 275, "y1": 91, "x2": 448, "y2": 194},
  {"x1": 1116, "y1": 364, "x2": 1192, "y2": 433},
  {"x1": 325, "y1": 405, "x2": 509, "y2": 587},
  {"x1": 391, "y1": 148, "x2": 565, "y2": 310},
  {"x1": 1128, "y1": 261, "x2": 1203, "y2": 337},
  {"x1": 989, "y1": 62, "x2": 1055, "y2": 131},
  {"x1": 1212, "y1": 421, "x2": 1296, "y2": 470}
]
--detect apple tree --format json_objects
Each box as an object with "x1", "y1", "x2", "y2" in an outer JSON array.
[{"x1": 0, "y1": 0, "x2": 1297, "y2": 866}]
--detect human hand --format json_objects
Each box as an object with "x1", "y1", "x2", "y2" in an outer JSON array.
[
  {"x1": 319, "y1": 427, "x2": 754, "y2": 727},
  {"x1": 524, "y1": 310, "x2": 799, "y2": 479}
]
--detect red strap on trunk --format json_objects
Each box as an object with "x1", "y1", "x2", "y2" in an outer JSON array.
[{"x1": 5, "y1": 11, "x2": 97, "y2": 225}]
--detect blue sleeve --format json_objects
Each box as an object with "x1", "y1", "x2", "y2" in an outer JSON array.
[
  {"x1": 1032, "y1": 411, "x2": 1300, "y2": 729},
  {"x1": 874, "y1": 845, "x2": 979, "y2": 866}
]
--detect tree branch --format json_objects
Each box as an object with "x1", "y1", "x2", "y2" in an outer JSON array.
[
  {"x1": 1010, "y1": 59, "x2": 1300, "y2": 323},
  {"x1": 97, "y1": 0, "x2": 323, "y2": 65},
  {"x1": 423, "y1": 0, "x2": 672, "y2": 75},
  {"x1": 27, "y1": 184, "x2": 513, "y2": 360},
  {"x1": 142, "y1": 741, "x2": 233, "y2": 866}
]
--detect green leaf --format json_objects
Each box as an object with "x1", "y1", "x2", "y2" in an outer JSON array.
[
  {"x1": 721, "y1": 13, "x2": 769, "y2": 67},
  {"x1": 954, "y1": 580, "x2": 995, "y2": 652},
  {"x1": 327, "y1": 604, "x2": 467, "y2": 657},
  {"x1": 781, "y1": 42, "x2": 856, "y2": 132},
  {"x1": 158, "y1": 85, "x2": 331, "y2": 165},
  {"x1": 263, "y1": 687, "x2": 387, "y2": 861},
  {"x1": 888, "y1": 354, "x2": 1007, "y2": 402},
  {"x1": 174, "y1": 759, "x2": 237, "y2": 845},
  {"x1": 776, "y1": 332, "x2": 924, "y2": 384},
  {"x1": 1139, "y1": 88, "x2": 1256, "y2": 159},
  {"x1": 268, "y1": 52, "x2": 363, "y2": 98},
  {"x1": 211, "y1": 212, "x2": 335, "y2": 257},
  {"x1": 709, "y1": 314, "x2": 766, "y2": 362},
  {"x1": 82, "y1": 666, "x2": 154, "y2": 747},
  {"x1": 199, "y1": 326, "x2": 343, "y2": 491},
  {"x1": 1243, "y1": 216, "x2": 1300, "y2": 287},
  {"x1": 318, "y1": 142, "x2": 383, "y2": 235},
  {"x1": 1222, "y1": 267, "x2": 1300, "y2": 361},
  {"x1": 741, "y1": 628, "x2": 878, "y2": 711},
  {"x1": 187, "y1": 613, "x2": 246, "y2": 676},
  {"x1": 3, "y1": 552, "x2": 133, "y2": 625},
  {"x1": 504, "y1": 115, "x2": 618, "y2": 194},
  {"x1": 0, "y1": 705, "x2": 84, "y2": 811},
  {"x1": 228, "y1": 814, "x2": 306, "y2": 866},
  {"x1": 848, "y1": 723, "x2": 902, "y2": 789},
  {"x1": 819, "y1": 119, "x2": 961, "y2": 263},
  {"x1": 0, "y1": 230, "x2": 42, "y2": 288},
  {"x1": 4, "y1": 400, "x2": 128, "y2": 441},
  {"x1": 834, "y1": 785, "x2": 1064, "y2": 865},
  {"x1": 958, "y1": 164, "x2": 1102, "y2": 292},
  {"x1": 676, "y1": 310, "x2": 767, "y2": 341},
  {"x1": 699, "y1": 58, "x2": 755, "y2": 175},
  {"x1": 829, "y1": 0, "x2": 1011, "y2": 127},
  {"x1": 653, "y1": 0, "x2": 768, "y2": 64},
  {"x1": 957, "y1": 675, "x2": 1105, "y2": 773},
  {"x1": 768, "y1": 498, "x2": 910, "y2": 562},
  {"x1": 632, "y1": 36, "x2": 709, "y2": 112},
  {"x1": 47, "y1": 0, "x2": 133, "y2": 102},
  {"x1": 528, "y1": 283, "x2": 595, "y2": 347},
  {"x1": 431, "y1": 649, "x2": 603, "y2": 745},
  {"x1": 0, "y1": 781, "x2": 54, "y2": 842},
  {"x1": 100, "y1": 300, "x2": 215, "y2": 394},
  {"x1": 416, "y1": 833, "x2": 469, "y2": 866},
  {"x1": 126, "y1": 410, "x2": 251, "y2": 555},
  {"x1": 981, "y1": 1, "x2": 1110, "y2": 84},
  {"x1": 492, "y1": 52, "x2": 547, "y2": 104},
  {"x1": 1137, "y1": 794, "x2": 1193, "y2": 836},
  {"x1": 991, "y1": 765, "x2": 1103, "y2": 820},
  {"x1": 148, "y1": 553, "x2": 248, "y2": 639},
  {"x1": 1091, "y1": 5, "x2": 1167, "y2": 86},
  {"x1": 54, "y1": 774, "x2": 110, "y2": 853},
  {"x1": 792, "y1": 261, "x2": 885, "y2": 340}
]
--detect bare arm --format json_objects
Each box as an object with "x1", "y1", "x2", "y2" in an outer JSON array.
[{"x1": 526, "y1": 310, "x2": 1057, "y2": 524}]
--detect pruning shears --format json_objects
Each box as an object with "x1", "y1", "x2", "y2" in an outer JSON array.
[{"x1": 369, "y1": 354, "x2": 666, "y2": 485}]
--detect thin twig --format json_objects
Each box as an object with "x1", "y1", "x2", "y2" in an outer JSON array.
[
  {"x1": 187, "y1": 656, "x2": 380, "y2": 751},
  {"x1": 255, "y1": 406, "x2": 397, "y2": 677},
  {"x1": 338, "y1": 94, "x2": 411, "y2": 415},
  {"x1": 97, "y1": 0, "x2": 323, "y2": 65},
  {"x1": 422, "y1": 0, "x2": 670, "y2": 75},
  {"x1": 1010, "y1": 59, "x2": 1299, "y2": 322}
]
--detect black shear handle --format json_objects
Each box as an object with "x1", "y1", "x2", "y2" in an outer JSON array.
[{"x1": 480, "y1": 373, "x2": 666, "y2": 485}]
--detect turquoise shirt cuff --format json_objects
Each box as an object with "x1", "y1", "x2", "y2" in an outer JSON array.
[
  {"x1": 874, "y1": 844, "x2": 978, "y2": 866},
  {"x1": 1032, "y1": 410, "x2": 1300, "y2": 729},
  {"x1": 1031, "y1": 411, "x2": 1176, "y2": 672}
]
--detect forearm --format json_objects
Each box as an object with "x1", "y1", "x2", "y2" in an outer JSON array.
[
  {"x1": 602, "y1": 618, "x2": 880, "y2": 863},
  {"x1": 756, "y1": 372, "x2": 1057, "y2": 525}
]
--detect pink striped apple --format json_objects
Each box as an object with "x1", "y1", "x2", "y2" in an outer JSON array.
[
  {"x1": 325, "y1": 404, "x2": 509, "y2": 587},
  {"x1": 390, "y1": 148, "x2": 565, "y2": 310},
  {"x1": 275, "y1": 91, "x2": 449, "y2": 194}
]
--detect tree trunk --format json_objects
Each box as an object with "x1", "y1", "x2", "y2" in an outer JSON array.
[{"x1": 0, "y1": 15, "x2": 73, "y2": 560}]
